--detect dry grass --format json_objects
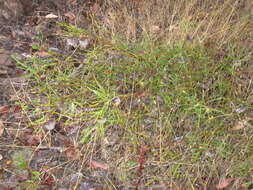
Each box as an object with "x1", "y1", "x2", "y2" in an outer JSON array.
[
  {"x1": 5, "y1": 0, "x2": 253, "y2": 189},
  {"x1": 95, "y1": 0, "x2": 252, "y2": 48}
]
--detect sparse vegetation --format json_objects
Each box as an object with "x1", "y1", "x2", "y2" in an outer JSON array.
[{"x1": 0, "y1": 0, "x2": 252, "y2": 189}]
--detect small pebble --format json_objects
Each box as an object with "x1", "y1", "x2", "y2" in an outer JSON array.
[
  {"x1": 205, "y1": 151, "x2": 215, "y2": 158},
  {"x1": 48, "y1": 47, "x2": 59, "y2": 52},
  {"x1": 44, "y1": 119, "x2": 56, "y2": 131},
  {"x1": 79, "y1": 39, "x2": 90, "y2": 49},
  {"x1": 235, "y1": 107, "x2": 246, "y2": 114},
  {"x1": 112, "y1": 97, "x2": 121, "y2": 106}
]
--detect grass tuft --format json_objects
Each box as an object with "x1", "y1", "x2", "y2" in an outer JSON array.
[{"x1": 13, "y1": 0, "x2": 253, "y2": 188}]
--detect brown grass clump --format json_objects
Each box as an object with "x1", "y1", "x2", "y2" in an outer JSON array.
[{"x1": 94, "y1": 0, "x2": 252, "y2": 48}]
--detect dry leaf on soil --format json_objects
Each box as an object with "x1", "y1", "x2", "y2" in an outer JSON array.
[
  {"x1": 40, "y1": 168, "x2": 54, "y2": 185},
  {"x1": 0, "y1": 105, "x2": 10, "y2": 114},
  {"x1": 44, "y1": 119, "x2": 56, "y2": 131},
  {"x1": 45, "y1": 13, "x2": 58, "y2": 19},
  {"x1": 26, "y1": 134, "x2": 41, "y2": 145},
  {"x1": 69, "y1": 0, "x2": 77, "y2": 5},
  {"x1": 150, "y1": 25, "x2": 160, "y2": 32},
  {"x1": 13, "y1": 105, "x2": 22, "y2": 113},
  {"x1": 64, "y1": 147, "x2": 81, "y2": 160},
  {"x1": 37, "y1": 51, "x2": 50, "y2": 58},
  {"x1": 8, "y1": 128, "x2": 41, "y2": 145},
  {"x1": 90, "y1": 3, "x2": 100, "y2": 14},
  {"x1": 79, "y1": 39, "x2": 90, "y2": 49},
  {"x1": 232, "y1": 121, "x2": 245, "y2": 130},
  {"x1": 64, "y1": 12, "x2": 76, "y2": 20},
  {"x1": 90, "y1": 160, "x2": 109, "y2": 170},
  {"x1": 215, "y1": 178, "x2": 234, "y2": 189},
  {"x1": 232, "y1": 118, "x2": 250, "y2": 130},
  {"x1": 0, "y1": 119, "x2": 5, "y2": 136},
  {"x1": 0, "y1": 69, "x2": 7, "y2": 74}
]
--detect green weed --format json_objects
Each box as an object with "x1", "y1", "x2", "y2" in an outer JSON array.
[{"x1": 15, "y1": 21, "x2": 253, "y2": 188}]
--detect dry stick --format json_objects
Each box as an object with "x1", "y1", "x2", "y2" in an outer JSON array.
[{"x1": 135, "y1": 146, "x2": 149, "y2": 190}]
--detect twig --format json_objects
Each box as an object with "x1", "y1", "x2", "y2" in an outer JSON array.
[{"x1": 135, "y1": 146, "x2": 149, "y2": 190}]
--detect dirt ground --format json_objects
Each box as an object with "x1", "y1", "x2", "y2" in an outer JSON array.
[{"x1": 0, "y1": 1, "x2": 99, "y2": 189}]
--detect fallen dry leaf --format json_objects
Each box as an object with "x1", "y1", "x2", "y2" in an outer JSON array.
[
  {"x1": 8, "y1": 128, "x2": 42, "y2": 145},
  {"x1": 69, "y1": 0, "x2": 77, "y2": 5},
  {"x1": 11, "y1": 30, "x2": 17, "y2": 38},
  {"x1": 43, "y1": 174, "x2": 54, "y2": 185},
  {"x1": 12, "y1": 105, "x2": 22, "y2": 113},
  {"x1": 90, "y1": 160, "x2": 109, "y2": 170},
  {"x1": 45, "y1": 13, "x2": 58, "y2": 19},
  {"x1": 215, "y1": 178, "x2": 234, "y2": 189},
  {"x1": 150, "y1": 25, "x2": 160, "y2": 32},
  {"x1": 44, "y1": 119, "x2": 56, "y2": 131},
  {"x1": 64, "y1": 12, "x2": 76, "y2": 20},
  {"x1": 0, "y1": 119, "x2": 5, "y2": 136},
  {"x1": 66, "y1": 38, "x2": 79, "y2": 48},
  {"x1": 232, "y1": 118, "x2": 250, "y2": 130},
  {"x1": 37, "y1": 51, "x2": 50, "y2": 58},
  {"x1": 79, "y1": 38, "x2": 91, "y2": 49},
  {"x1": 0, "y1": 69, "x2": 8, "y2": 74},
  {"x1": 79, "y1": 182, "x2": 94, "y2": 190},
  {"x1": 186, "y1": 34, "x2": 194, "y2": 41},
  {"x1": 90, "y1": 3, "x2": 100, "y2": 14},
  {"x1": 0, "y1": 105, "x2": 10, "y2": 114},
  {"x1": 64, "y1": 147, "x2": 82, "y2": 160},
  {"x1": 26, "y1": 134, "x2": 41, "y2": 145},
  {"x1": 40, "y1": 168, "x2": 54, "y2": 185},
  {"x1": 232, "y1": 121, "x2": 245, "y2": 130}
]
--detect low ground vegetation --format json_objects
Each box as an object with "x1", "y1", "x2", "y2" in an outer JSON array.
[{"x1": 0, "y1": 0, "x2": 253, "y2": 189}]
